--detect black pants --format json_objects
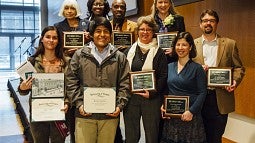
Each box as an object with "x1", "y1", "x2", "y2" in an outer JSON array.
[
  {"x1": 66, "y1": 106, "x2": 76, "y2": 143},
  {"x1": 115, "y1": 124, "x2": 124, "y2": 143},
  {"x1": 202, "y1": 90, "x2": 228, "y2": 143}
]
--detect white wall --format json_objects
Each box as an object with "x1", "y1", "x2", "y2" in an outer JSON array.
[{"x1": 223, "y1": 113, "x2": 255, "y2": 143}]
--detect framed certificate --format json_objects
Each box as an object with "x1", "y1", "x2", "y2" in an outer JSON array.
[
  {"x1": 63, "y1": 32, "x2": 84, "y2": 48},
  {"x1": 31, "y1": 98, "x2": 65, "y2": 122},
  {"x1": 112, "y1": 31, "x2": 133, "y2": 49},
  {"x1": 32, "y1": 73, "x2": 64, "y2": 98},
  {"x1": 164, "y1": 95, "x2": 189, "y2": 118},
  {"x1": 207, "y1": 67, "x2": 232, "y2": 87},
  {"x1": 129, "y1": 70, "x2": 156, "y2": 93},
  {"x1": 156, "y1": 32, "x2": 177, "y2": 50},
  {"x1": 83, "y1": 87, "x2": 116, "y2": 113}
]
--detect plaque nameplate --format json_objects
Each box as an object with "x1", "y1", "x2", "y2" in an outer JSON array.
[
  {"x1": 207, "y1": 67, "x2": 232, "y2": 87},
  {"x1": 64, "y1": 32, "x2": 84, "y2": 48},
  {"x1": 156, "y1": 32, "x2": 178, "y2": 50},
  {"x1": 129, "y1": 70, "x2": 156, "y2": 93},
  {"x1": 112, "y1": 31, "x2": 133, "y2": 49},
  {"x1": 164, "y1": 95, "x2": 189, "y2": 118}
]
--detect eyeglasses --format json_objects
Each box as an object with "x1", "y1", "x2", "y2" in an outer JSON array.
[
  {"x1": 93, "y1": 3, "x2": 104, "y2": 7},
  {"x1": 201, "y1": 19, "x2": 217, "y2": 23},
  {"x1": 138, "y1": 28, "x2": 153, "y2": 33}
]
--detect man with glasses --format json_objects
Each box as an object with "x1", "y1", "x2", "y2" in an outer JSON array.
[{"x1": 193, "y1": 9, "x2": 245, "y2": 143}]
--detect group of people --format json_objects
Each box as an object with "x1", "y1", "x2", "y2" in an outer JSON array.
[{"x1": 18, "y1": 0, "x2": 245, "y2": 143}]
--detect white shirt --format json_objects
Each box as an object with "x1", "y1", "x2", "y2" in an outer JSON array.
[
  {"x1": 202, "y1": 35, "x2": 218, "y2": 67},
  {"x1": 89, "y1": 42, "x2": 111, "y2": 65}
]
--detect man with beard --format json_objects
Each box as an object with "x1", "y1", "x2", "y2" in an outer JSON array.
[
  {"x1": 193, "y1": 9, "x2": 245, "y2": 143},
  {"x1": 110, "y1": 0, "x2": 137, "y2": 52}
]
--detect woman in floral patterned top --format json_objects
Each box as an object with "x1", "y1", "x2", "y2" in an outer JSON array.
[{"x1": 18, "y1": 26, "x2": 70, "y2": 143}]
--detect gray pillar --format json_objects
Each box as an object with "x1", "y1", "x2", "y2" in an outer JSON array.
[{"x1": 40, "y1": 0, "x2": 48, "y2": 31}]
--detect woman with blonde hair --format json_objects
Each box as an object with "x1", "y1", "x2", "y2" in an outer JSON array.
[{"x1": 151, "y1": 0, "x2": 186, "y2": 64}]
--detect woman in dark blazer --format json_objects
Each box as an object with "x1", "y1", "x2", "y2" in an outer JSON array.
[{"x1": 151, "y1": 0, "x2": 186, "y2": 63}]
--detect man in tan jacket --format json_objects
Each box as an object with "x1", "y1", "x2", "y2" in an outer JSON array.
[
  {"x1": 193, "y1": 9, "x2": 245, "y2": 143},
  {"x1": 110, "y1": 0, "x2": 137, "y2": 52}
]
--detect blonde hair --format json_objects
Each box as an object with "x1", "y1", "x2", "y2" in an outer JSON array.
[
  {"x1": 58, "y1": 0, "x2": 82, "y2": 17},
  {"x1": 151, "y1": 0, "x2": 177, "y2": 17}
]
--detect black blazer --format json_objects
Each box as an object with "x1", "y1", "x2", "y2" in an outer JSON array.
[{"x1": 154, "y1": 14, "x2": 186, "y2": 33}]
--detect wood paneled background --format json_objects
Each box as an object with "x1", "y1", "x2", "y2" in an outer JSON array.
[{"x1": 137, "y1": 0, "x2": 255, "y2": 119}]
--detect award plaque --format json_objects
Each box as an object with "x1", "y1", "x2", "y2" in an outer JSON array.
[
  {"x1": 63, "y1": 32, "x2": 84, "y2": 48},
  {"x1": 112, "y1": 31, "x2": 133, "y2": 49},
  {"x1": 83, "y1": 87, "x2": 116, "y2": 113},
  {"x1": 156, "y1": 32, "x2": 177, "y2": 50},
  {"x1": 129, "y1": 70, "x2": 156, "y2": 93},
  {"x1": 207, "y1": 67, "x2": 232, "y2": 87},
  {"x1": 164, "y1": 95, "x2": 189, "y2": 117}
]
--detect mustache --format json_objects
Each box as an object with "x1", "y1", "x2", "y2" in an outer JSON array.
[{"x1": 205, "y1": 25, "x2": 213, "y2": 29}]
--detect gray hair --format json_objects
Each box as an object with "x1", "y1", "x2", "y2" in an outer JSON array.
[{"x1": 58, "y1": 0, "x2": 82, "y2": 17}]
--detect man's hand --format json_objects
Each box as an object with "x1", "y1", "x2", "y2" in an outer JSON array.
[
  {"x1": 106, "y1": 107, "x2": 121, "y2": 117},
  {"x1": 79, "y1": 105, "x2": 92, "y2": 117}
]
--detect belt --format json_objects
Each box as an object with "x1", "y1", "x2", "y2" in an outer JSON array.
[{"x1": 207, "y1": 89, "x2": 216, "y2": 95}]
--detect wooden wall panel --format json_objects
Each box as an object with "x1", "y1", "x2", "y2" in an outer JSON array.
[
  {"x1": 139, "y1": 0, "x2": 255, "y2": 119},
  {"x1": 177, "y1": 0, "x2": 255, "y2": 119}
]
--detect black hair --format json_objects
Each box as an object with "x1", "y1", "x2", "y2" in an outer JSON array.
[
  {"x1": 172, "y1": 32, "x2": 197, "y2": 59},
  {"x1": 89, "y1": 16, "x2": 112, "y2": 36},
  {"x1": 87, "y1": 0, "x2": 110, "y2": 19}
]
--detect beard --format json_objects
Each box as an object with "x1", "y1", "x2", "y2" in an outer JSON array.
[{"x1": 204, "y1": 25, "x2": 213, "y2": 34}]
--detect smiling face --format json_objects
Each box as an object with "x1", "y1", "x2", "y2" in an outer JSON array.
[
  {"x1": 92, "y1": 25, "x2": 111, "y2": 50},
  {"x1": 200, "y1": 13, "x2": 218, "y2": 35},
  {"x1": 63, "y1": 5, "x2": 77, "y2": 19},
  {"x1": 41, "y1": 30, "x2": 59, "y2": 52},
  {"x1": 138, "y1": 23, "x2": 154, "y2": 44},
  {"x1": 92, "y1": 0, "x2": 105, "y2": 16},
  {"x1": 175, "y1": 38, "x2": 191, "y2": 59},
  {"x1": 156, "y1": 0, "x2": 171, "y2": 15},
  {"x1": 111, "y1": 0, "x2": 126, "y2": 20}
]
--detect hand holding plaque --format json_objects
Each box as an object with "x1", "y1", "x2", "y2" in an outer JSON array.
[
  {"x1": 164, "y1": 95, "x2": 189, "y2": 118},
  {"x1": 207, "y1": 67, "x2": 232, "y2": 87}
]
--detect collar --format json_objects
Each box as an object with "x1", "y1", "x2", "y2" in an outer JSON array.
[{"x1": 202, "y1": 34, "x2": 218, "y2": 44}]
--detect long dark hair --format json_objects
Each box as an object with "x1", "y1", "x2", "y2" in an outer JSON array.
[
  {"x1": 32, "y1": 26, "x2": 65, "y2": 63},
  {"x1": 172, "y1": 32, "x2": 197, "y2": 59}
]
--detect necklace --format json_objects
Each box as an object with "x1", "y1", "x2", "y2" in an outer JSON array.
[{"x1": 43, "y1": 56, "x2": 58, "y2": 64}]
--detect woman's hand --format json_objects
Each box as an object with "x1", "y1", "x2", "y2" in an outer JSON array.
[
  {"x1": 225, "y1": 80, "x2": 237, "y2": 92},
  {"x1": 181, "y1": 111, "x2": 193, "y2": 122},
  {"x1": 61, "y1": 103, "x2": 69, "y2": 113},
  {"x1": 19, "y1": 77, "x2": 34, "y2": 90},
  {"x1": 161, "y1": 105, "x2": 170, "y2": 119},
  {"x1": 84, "y1": 31, "x2": 91, "y2": 43},
  {"x1": 78, "y1": 105, "x2": 92, "y2": 117},
  {"x1": 202, "y1": 65, "x2": 209, "y2": 71},
  {"x1": 106, "y1": 107, "x2": 121, "y2": 117},
  {"x1": 136, "y1": 90, "x2": 150, "y2": 98},
  {"x1": 164, "y1": 48, "x2": 173, "y2": 56}
]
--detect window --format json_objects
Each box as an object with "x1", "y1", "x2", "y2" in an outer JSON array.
[{"x1": 0, "y1": 0, "x2": 40, "y2": 70}]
